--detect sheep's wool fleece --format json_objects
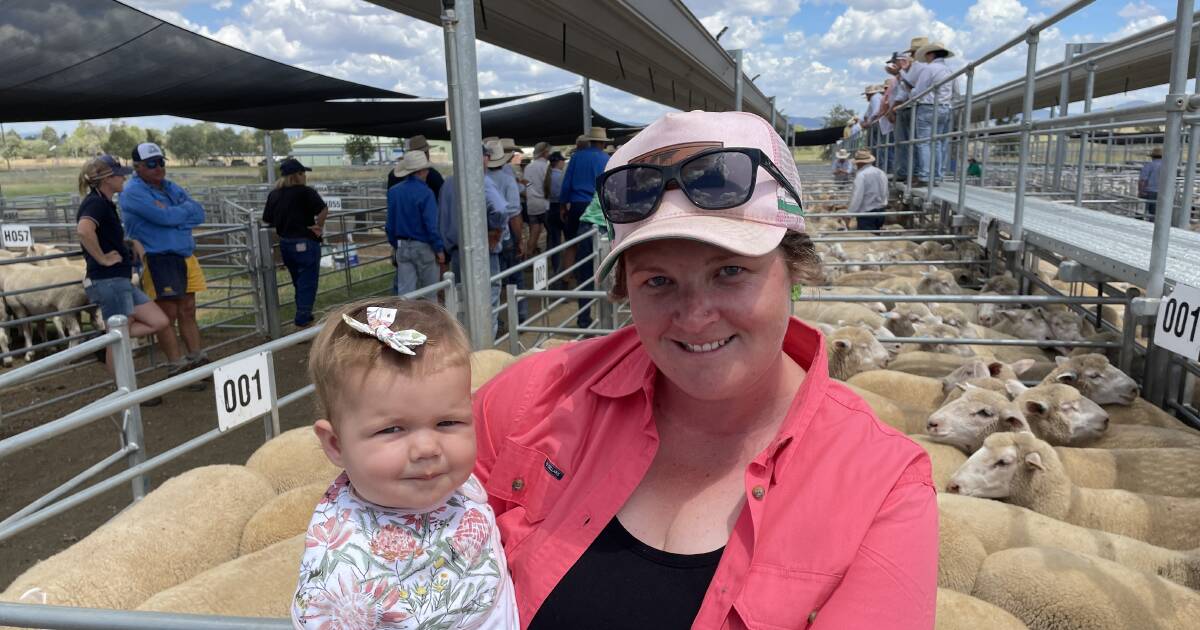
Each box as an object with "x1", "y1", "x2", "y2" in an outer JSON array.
[{"x1": 292, "y1": 472, "x2": 518, "y2": 629}]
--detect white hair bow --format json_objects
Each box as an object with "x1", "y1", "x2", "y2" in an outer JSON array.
[{"x1": 341, "y1": 307, "x2": 427, "y2": 355}]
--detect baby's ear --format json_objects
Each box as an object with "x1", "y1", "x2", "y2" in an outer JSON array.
[{"x1": 313, "y1": 420, "x2": 344, "y2": 468}]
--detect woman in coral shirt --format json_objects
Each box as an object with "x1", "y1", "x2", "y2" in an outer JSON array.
[{"x1": 474, "y1": 110, "x2": 937, "y2": 630}]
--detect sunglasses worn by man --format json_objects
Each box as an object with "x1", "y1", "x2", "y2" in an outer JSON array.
[
  {"x1": 141, "y1": 157, "x2": 165, "y2": 169},
  {"x1": 597, "y1": 147, "x2": 804, "y2": 224}
]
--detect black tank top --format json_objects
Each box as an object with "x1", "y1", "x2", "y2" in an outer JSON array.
[{"x1": 527, "y1": 517, "x2": 725, "y2": 630}]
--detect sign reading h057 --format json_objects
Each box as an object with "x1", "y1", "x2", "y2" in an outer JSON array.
[
  {"x1": 1153, "y1": 283, "x2": 1200, "y2": 361},
  {"x1": 213, "y1": 351, "x2": 275, "y2": 432}
]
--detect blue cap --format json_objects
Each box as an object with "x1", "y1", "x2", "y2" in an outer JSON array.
[
  {"x1": 98, "y1": 154, "x2": 132, "y2": 177},
  {"x1": 279, "y1": 158, "x2": 311, "y2": 176}
]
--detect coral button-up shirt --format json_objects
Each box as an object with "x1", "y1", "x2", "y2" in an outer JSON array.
[{"x1": 473, "y1": 319, "x2": 937, "y2": 629}]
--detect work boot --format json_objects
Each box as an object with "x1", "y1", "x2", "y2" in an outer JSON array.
[{"x1": 167, "y1": 361, "x2": 207, "y2": 392}]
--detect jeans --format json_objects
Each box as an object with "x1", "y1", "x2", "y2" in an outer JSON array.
[
  {"x1": 1140, "y1": 193, "x2": 1158, "y2": 220},
  {"x1": 855, "y1": 208, "x2": 886, "y2": 232},
  {"x1": 395, "y1": 240, "x2": 440, "y2": 298},
  {"x1": 279, "y1": 238, "x2": 321, "y2": 326},
  {"x1": 915, "y1": 104, "x2": 951, "y2": 181},
  {"x1": 83, "y1": 276, "x2": 150, "y2": 320},
  {"x1": 574, "y1": 233, "x2": 595, "y2": 328},
  {"x1": 546, "y1": 202, "x2": 565, "y2": 271},
  {"x1": 894, "y1": 113, "x2": 911, "y2": 178},
  {"x1": 499, "y1": 238, "x2": 529, "y2": 321},
  {"x1": 490, "y1": 253, "x2": 501, "y2": 337}
]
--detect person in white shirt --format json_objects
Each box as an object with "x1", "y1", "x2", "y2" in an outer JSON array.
[
  {"x1": 521, "y1": 141, "x2": 552, "y2": 255},
  {"x1": 832, "y1": 148, "x2": 855, "y2": 184},
  {"x1": 847, "y1": 149, "x2": 889, "y2": 231},
  {"x1": 892, "y1": 37, "x2": 927, "y2": 180},
  {"x1": 913, "y1": 41, "x2": 956, "y2": 184}
]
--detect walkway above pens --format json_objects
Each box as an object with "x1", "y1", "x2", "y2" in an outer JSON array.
[{"x1": 901, "y1": 183, "x2": 1200, "y2": 289}]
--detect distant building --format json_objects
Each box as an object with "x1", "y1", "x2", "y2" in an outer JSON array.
[{"x1": 290, "y1": 133, "x2": 404, "y2": 167}]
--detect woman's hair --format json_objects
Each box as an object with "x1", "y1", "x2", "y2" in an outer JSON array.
[
  {"x1": 308, "y1": 297, "x2": 470, "y2": 424},
  {"x1": 77, "y1": 157, "x2": 111, "y2": 195},
  {"x1": 607, "y1": 230, "x2": 823, "y2": 300},
  {"x1": 273, "y1": 172, "x2": 307, "y2": 190}
]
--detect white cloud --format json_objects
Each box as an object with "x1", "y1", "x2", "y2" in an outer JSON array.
[{"x1": 213, "y1": 0, "x2": 233, "y2": 9}]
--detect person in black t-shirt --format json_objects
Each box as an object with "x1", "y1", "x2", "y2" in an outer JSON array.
[
  {"x1": 75, "y1": 155, "x2": 168, "y2": 371},
  {"x1": 262, "y1": 158, "x2": 328, "y2": 328}
]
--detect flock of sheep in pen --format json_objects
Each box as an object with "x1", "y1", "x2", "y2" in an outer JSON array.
[
  {"x1": 2, "y1": 196, "x2": 1200, "y2": 629},
  {"x1": 0, "y1": 244, "x2": 93, "y2": 368}
]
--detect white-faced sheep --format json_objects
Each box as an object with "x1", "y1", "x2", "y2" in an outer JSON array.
[
  {"x1": 0, "y1": 465, "x2": 276, "y2": 611},
  {"x1": 875, "y1": 275, "x2": 920, "y2": 295},
  {"x1": 1042, "y1": 354, "x2": 1193, "y2": 432},
  {"x1": 938, "y1": 493, "x2": 1200, "y2": 593},
  {"x1": 1010, "y1": 382, "x2": 1200, "y2": 449},
  {"x1": 972, "y1": 547, "x2": 1200, "y2": 630},
  {"x1": 136, "y1": 534, "x2": 304, "y2": 619},
  {"x1": 925, "y1": 385, "x2": 1030, "y2": 453},
  {"x1": 3, "y1": 262, "x2": 89, "y2": 361},
  {"x1": 848, "y1": 369, "x2": 946, "y2": 411},
  {"x1": 883, "y1": 302, "x2": 936, "y2": 337},
  {"x1": 1054, "y1": 447, "x2": 1200, "y2": 498},
  {"x1": 935, "y1": 588, "x2": 1028, "y2": 630},
  {"x1": 833, "y1": 270, "x2": 902, "y2": 287},
  {"x1": 910, "y1": 434, "x2": 969, "y2": 491},
  {"x1": 245, "y1": 427, "x2": 342, "y2": 494},
  {"x1": 916, "y1": 268, "x2": 963, "y2": 295},
  {"x1": 842, "y1": 381, "x2": 930, "y2": 434},
  {"x1": 931, "y1": 304, "x2": 970, "y2": 331},
  {"x1": 791, "y1": 301, "x2": 885, "y2": 329},
  {"x1": 886, "y1": 350, "x2": 975, "y2": 377},
  {"x1": 912, "y1": 322, "x2": 976, "y2": 357},
  {"x1": 989, "y1": 308, "x2": 1052, "y2": 343},
  {"x1": 981, "y1": 274, "x2": 1018, "y2": 295},
  {"x1": 946, "y1": 432, "x2": 1200, "y2": 550},
  {"x1": 826, "y1": 325, "x2": 891, "y2": 380}
]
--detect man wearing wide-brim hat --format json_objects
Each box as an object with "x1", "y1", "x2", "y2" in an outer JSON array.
[
  {"x1": 386, "y1": 150, "x2": 445, "y2": 296},
  {"x1": 558, "y1": 125, "x2": 611, "y2": 328},
  {"x1": 848, "y1": 149, "x2": 889, "y2": 232},
  {"x1": 1139, "y1": 146, "x2": 1164, "y2": 220},
  {"x1": 484, "y1": 139, "x2": 529, "y2": 325},
  {"x1": 388, "y1": 135, "x2": 444, "y2": 197},
  {"x1": 833, "y1": 148, "x2": 855, "y2": 184},
  {"x1": 911, "y1": 40, "x2": 956, "y2": 186}
]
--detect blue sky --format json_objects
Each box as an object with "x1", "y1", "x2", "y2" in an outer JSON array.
[{"x1": 7, "y1": 0, "x2": 1181, "y2": 136}]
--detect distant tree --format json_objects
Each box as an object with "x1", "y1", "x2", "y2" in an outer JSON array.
[
  {"x1": 250, "y1": 130, "x2": 291, "y2": 157},
  {"x1": 66, "y1": 121, "x2": 108, "y2": 158},
  {"x1": 205, "y1": 126, "x2": 242, "y2": 160},
  {"x1": 344, "y1": 135, "x2": 374, "y2": 165},
  {"x1": 820, "y1": 104, "x2": 857, "y2": 160},
  {"x1": 166, "y1": 124, "x2": 208, "y2": 166},
  {"x1": 144, "y1": 128, "x2": 164, "y2": 145},
  {"x1": 40, "y1": 126, "x2": 60, "y2": 144},
  {"x1": 20, "y1": 139, "x2": 51, "y2": 160},
  {"x1": 103, "y1": 126, "x2": 140, "y2": 159},
  {"x1": 1, "y1": 130, "x2": 21, "y2": 169}
]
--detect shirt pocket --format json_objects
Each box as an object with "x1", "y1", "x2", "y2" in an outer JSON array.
[
  {"x1": 732, "y1": 565, "x2": 841, "y2": 630},
  {"x1": 484, "y1": 438, "x2": 568, "y2": 527}
]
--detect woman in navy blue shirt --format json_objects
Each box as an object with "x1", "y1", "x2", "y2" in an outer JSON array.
[{"x1": 76, "y1": 155, "x2": 168, "y2": 370}]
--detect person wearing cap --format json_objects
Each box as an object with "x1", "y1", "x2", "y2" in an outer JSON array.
[
  {"x1": 386, "y1": 150, "x2": 445, "y2": 297},
  {"x1": 832, "y1": 148, "x2": 855, "y2": 184},
  {"x1": 75, "y1": 155, "x2": 168, "y2": 373},
  {"x1": 848, "y1": 149, "x2": 889, "y2": 231},
  {"x1": 476, "y1": 111, "x2": 936, "y2": 629},
  {"x1": 122, "y1": 142, "x2": 210, "y2": 381},
  {"x1": 485, "y1": 139, "x2": 529, "y2": 327},
  {"x1": 1138, "y1": 146, "x2": 1164, "y2": 220},
  {"x1": 522, "y1": 141, "x2": 553, "y2": 256},
  {"x1": 912, "y1": 41, "x2": 956, "y2": 185},
  {"x1": 967, "y1": 157, "x2": 982, "y2": 181},
  {"x1": 261, "y1": 158, "x2": 328, "y2": 328},
  {"x1": 438, "y1": 142, "x2": 510, "y2": 334},
  {"x1": 388, "y1": 135, "x2": 445, "y2": 199},
  {"x1": 544, "y1": 151, "x2": 568, "y2": 270}
]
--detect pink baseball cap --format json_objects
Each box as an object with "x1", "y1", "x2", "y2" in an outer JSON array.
[{"x1": 596, "y1": 110, "x2": 806, "y2": 281}]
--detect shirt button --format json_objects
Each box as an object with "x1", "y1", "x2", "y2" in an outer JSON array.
[
  {"x1": 512, "y1": 478, "x2": 525, "y2": 492},
  {"x1": 751, "y1": 485, "x2": 766, "y2": 500}
]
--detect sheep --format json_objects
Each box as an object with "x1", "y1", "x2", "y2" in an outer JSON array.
[
  {"x1": 831, "y1": 270, "x2": 900, "y2": 287},
  {"x1": 3, "y1": 262, "x2": 89, "y2": 362},
  {"x1": 941, "y1": 377, "x2": 1009, "y2": 404},
  {"x1": 847, "y1": 369, "x2": 947, "y2": 411},
  {"x1": 883, "y1": 303, "x2": 936, "y2": 337},
  {"x1": 239, "y1": 482, "x2": 326, "y2": 556},
  {"x1": 912, "y1": 322, "x2": 975, "y2": 357},
  {"x1": 972, "y1": 547, "x2": 1200, "y2": 630},
  {"x1": 944, "y1": 358, "x2": 1036, "y2": 394},
  {"x1": 874, "y1": 275, "x2": 919, "y2": 294},
  {"x1": 925, "y1": 385, "x2": 1030, "y2": 453},
  {"x1": 930, "y1": 304, "x2": 969, "y2": 331},
  {"x1": 946, "y1": 432, "x2": 1200, "y2": 550},
  {"x1": 916, "y1": 268, "x2": 962, "y2": 295},
  {"x1": 1042, "y1": 353, "x2": 1193, "y2": 432},
  {"x1": 887, "y1": 350, "x2": 974, "y2": 377},
  {"x1": 981, "y1": 274, "x2": 1018, "y2": 295},
  {"x1": 245, "y1": 427, "x2": 342, "y2": 494},
  {"x1": 0, "y1": 465, "x2": 276, "y2": 611},
  {"x1": 935, "y1": 588, "x2": 1028, "y2": 630},
  {"x1": 910, "y1": 434, "x2": 968, "y2": 491},
  {"x1": 137, "y1": 534, "x2": 304, "y2": 619},
  {"x1": 826, "y1": 325, "x2": 890, "y2": 380},
  {"x1": 791, "y1": 301, "x2": 884, "y2": 329},
  {"x1": 470, "y1": 349, "x2": 515, "y2": 391},
  {"x1": 989, "y1": 308, "x2": 1052, "y2": 342},
  {"x1": 1010, "y1": 382, "x2": 1200, "y2": 449},
  {"x1": 808, "y1": 286, "x2": 889, "y2": 312},
  {"x1": 939, "y1": 494, "x2": 1200, "y2": 594},
  {"x1": 1054, "y1": 446, "x2": 1200, "y2": 498},
  {"x1": 842, "y1": 382, "x2": 929, "y2": 434},
  {"x1": 1043, "y1": 309, "x2": 1085, "y2": 347},
  {"x1": 974, "y1": 293, "x2": 1004, "y2": 327}
]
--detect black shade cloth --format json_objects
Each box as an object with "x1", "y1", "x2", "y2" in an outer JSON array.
[
  {"x1": 193, "y1": 95, "x2": 531, "y2": 133},
  {"x1": 792, "y1": 126, "x2": 846, "y2": 147}
]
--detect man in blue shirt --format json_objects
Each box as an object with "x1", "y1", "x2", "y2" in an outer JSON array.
[
  {"x1": 559, "y1": 127, "x2": 611, "y2": 329},
  {"x1": 1139, "y1": 147, "x2": 1163, "y2": 221},
  {"x1": 484, "y1": 140, "x2": 528, "y2": 326},
  {"x1": 387, "y1": 151, "x2": 444, "y2": 297},
  {"x1": 122, "y1": 142, "x2": 208, "y2": 384}
]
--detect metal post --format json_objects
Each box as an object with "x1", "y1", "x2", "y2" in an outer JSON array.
[
  {"x1": 1053, "y1": 44, "x2": 1075, "y2": 190},
  {"x1": 957, "y1": 69, "x2": 975, "y2": 216},
  {"x1": 732, "y1": 49, "x2": 744, "y2": 112},
  {"x1": 256, "y1": 227, "x2": 282, "y2": 340},
  {"x1": 582, "y1": 76, "x2": 592, "y2": 134},
  {"x1": 929, "y1": 88, "x2": 940, "y2": 192},
  {"x1": 263, "y1": 131, "x2": 276, "y2": 186},
  {"x1": 769, "y1": 96, "x2": 776, "y2": 129},
  {"x1": 1178, "y1": 37, "x2": 1200, "y2": 228},
  {"x1": 1075, "y1": 62, "x2": 1096, "y2": 207},
  {"x1": 442, "y1": 0, "x2": 492, "y2": 349},
  {"x1": 981, "y1": 99, "x2": 992, "y2": 185},
  {"x1": 1146, "y1": 0, "x2": 1196, "y2": 405},
  {"x1": 1010, "y1": 31, "x2": 1040, "y2": 272},
  {"x1": 506, "y1": 284, "x2": 521, "y2": 355},
  {"x1": 108, "y1": 315, "x2": 148, "y2": 501},
  {"x1": 443, "y1": 271, "x2": 459, "y2": 316},
  {"x1": 906, "y1": 104, "x2": 917, "y2": 192}
]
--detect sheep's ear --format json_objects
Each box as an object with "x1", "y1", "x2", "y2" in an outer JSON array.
[
  {"x1": 987, "y1": 361, "x2": 1005, "y2": 377},
  {"x1": 1004, "y1": 413, "x2": 1026, "y2": 429},
  {"x1": 1024, "y1": 399, "x2": 1048, "y2": 416},
  {"x1": 955, "y1": 382, "x2": 971, "y2": 392},
  {"x1": 833, "y1": 339, "x2": 851, "y2": 350},
  {"x1": 1055, "y1": 355, "x2": 1070, "y2": 366},
  {"x1": 1024, "y1": 451, "x2": 1045, "y2": 471},
  {"x1": 1011, "y1": 359, "x2": 1036, "y2": 375},
  {"x1": 1055, "y1": 370, "x2": 1078, "y2": 384},
  {"x1": 884, "y1": 311, "x2": 900, "y2": 320},
  {"x1": 1005, "y1": 380, "x2": 1029, "y2": 397}
]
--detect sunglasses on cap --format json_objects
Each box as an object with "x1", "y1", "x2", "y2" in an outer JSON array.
[
  {"x1": 141, "y1": 157, "x2": 165, "y2": 169},
  {"x1": 596, "y1": 147, "x2": 803, "y2": 224}
]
